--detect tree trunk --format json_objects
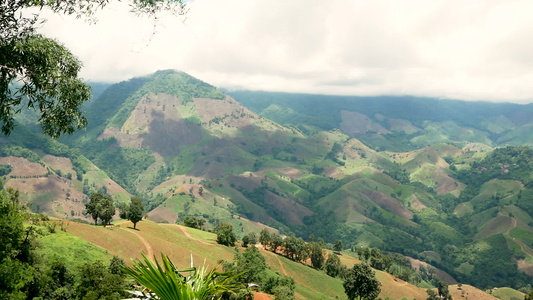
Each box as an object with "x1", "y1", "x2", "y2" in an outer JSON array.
[{"x1": 133, "y1": 222, "x2": 137, "y2": 229}]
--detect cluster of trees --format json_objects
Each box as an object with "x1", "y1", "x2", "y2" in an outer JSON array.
[
  {"x1": 119, "y1": 196, "x2": 145, "y2": 229},
  {"x1": 258, "y1": 229, "x2": 310, "y2": 262},
  {"x1": 343, "y1": 263, "x2": 381, "y2": 300},
  {"x1": 356, "y1": 247, "x2": 428, "y2": 285},
  {"x1": 222, "y1": 245, "x2": 297, "y2": 300},
  {"x1": 183, "y1": 216, "x2": 206, "y2": 230},
  {"x1": 0, "y1": 185, "x2": 130, "y2": 299},
  {"x1": 216, "y1": 222, "x2": 237, "y2": 246},
  {"x1": 86, "y1": 192, "x2": 144, "y2": 228},
  {"x1": 426, "y1": 281, "x2": 452, "y2": 300},
  {"x1": 85, "y1": 192, "x2": 115, "y2": 226}
]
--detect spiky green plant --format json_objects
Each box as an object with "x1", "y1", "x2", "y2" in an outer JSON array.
[{"x1": 123, "y1": 253, "x2": 242, "y2": 300}]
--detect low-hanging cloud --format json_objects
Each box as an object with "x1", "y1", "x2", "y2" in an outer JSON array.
[{"x1": 39, "y1": 0, "x2": 533, "y2": 103}]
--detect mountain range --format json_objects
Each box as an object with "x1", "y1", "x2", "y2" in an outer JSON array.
[{"x1": 2, "y1": 69, "x2": 533, "y2": 292}]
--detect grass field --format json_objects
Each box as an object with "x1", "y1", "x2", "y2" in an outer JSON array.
[
  {"x1": 58, "y1": 219, "x2": 501, "y2": 300},
  {"x1": 36, "y1": 228, "x2": 113, "y2": 268},
  {"x1": 489, "y1": 287, "x2": 524, "y2": 300}
]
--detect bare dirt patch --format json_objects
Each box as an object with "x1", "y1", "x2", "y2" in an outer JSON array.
[
  {"x1": 146, "y1": 206, "x2": 178, "y2": 224},
  {"x1": 407, "y1": 257, "x2": 457, "y2": 284},
  {"x1": 362, "y1": 190, "x2": 413, "y2": 219},
  {"x1": 518, "y1": 259, "x2": 533, "y2": 276},
  {"x1": 226, "y1": 175, "x2": 262, "y2": 192},
  {"x1": 5, "y1": 175, "x2": 88, "y2": 219},
  {"x1": 434, "y1": 169, "x2": 464, "y2": 196},
  {"x1": 387, "y1": 118, "x2": 422, "y2": 134},
  {"x1": 172, "y1": 184, "x2": 208, "y2": 201},
  {"x1": 340, "y1": 110, "x2": 391, "y2": 136},
  {"x1": 0, "y1": 156, "x2": 47, "y2": 176},
  {"x1": 253, "y1": 292, "x2": 272, "y2": 300},
  {"x1": 99, "y1": 127, "x2": 143, "y2": 148},
  {"x1": 43, "y1": 155, "x2": 76, "y2": 177},
  {"x1": 194, "y1": 96, "x2": 256, "y2": 129},
  {"x1": 409, "y1": 195, "x2": 427, "y2": 210},
  {"x1": 448, "y1": 284, "x2": 498, "y2": 300},
  {"x1": 104, "y1": 178, "x2": 130, "y2": 196},
  {"x1": 375, "y1": 270, "x2": 427, "y2": 300},
  {"x1": 323, "y1": 166, "x2": 342, "y2": 178},
  {"x1": 151, "y1": 175, "x2": 204, "y2": 195},
  {"x1": 271, "y1": 168, "x2": 302, "y2": 180},
  {"x1": 264, "y1": 191, "x2": 313, "y2": 226}
]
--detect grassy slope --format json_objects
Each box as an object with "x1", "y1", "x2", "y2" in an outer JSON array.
[
  {"x1": 489, "y1": 287, "x2": 525, "y2": 300},
  {"x1": 60, "y1": 219, "x2": 500, "y2": 300}
]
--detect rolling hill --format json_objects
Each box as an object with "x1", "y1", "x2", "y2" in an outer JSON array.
[
  {"x1": 39, "y1": 219, "x2": 500, "y2": 300},
  {"x1": 2, "y1": 69, "x2": 533, "y2": 292}
]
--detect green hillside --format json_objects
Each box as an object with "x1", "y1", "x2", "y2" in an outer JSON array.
[{"x1": 2, "y1": 70, "x2": 533, "y2": 292}]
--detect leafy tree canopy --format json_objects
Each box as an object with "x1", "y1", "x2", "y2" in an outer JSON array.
[
  {"x1": 128, "y1": 196, "x2": 144, "y2": 229},
  {"x1": 85, "y1": 192, "x2": 115, "y2": 226},
  {"x1": 343, "y1": 263, "x2": 381, "y2": 300},
  {"x1": 0, "y1": 0, "x2": 186, "y2": 138},
  {"x1": 0, "y1": 187, "x2": 35, "y2": 299},
  {"x1": 216, "y1": 222, "x2": 237, "y2": 247}
]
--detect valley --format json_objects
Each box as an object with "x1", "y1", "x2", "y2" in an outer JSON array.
[{"x1": 2, "y1": 70, "x2": 533, "y2": 298}]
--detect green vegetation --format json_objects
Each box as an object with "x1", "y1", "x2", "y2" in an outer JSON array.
[
  {"x1": 119, "y1": 196, "x2": 145, "y2": 229},
  {"x1": 85, "y1": 192, "x2": 115, "y2": 226},
  {"x1": 216, "y1": 222, "x2": 237, "y2": 247},
  {"x1": 123, "y1": 253, "x2": 240, "y2": 300},
  {"x1": 2, "y1": 70, "x2": 533, "y2": 295},
  {"x1": 343, "y1": 263, "x2": 381, "y2": 300}
]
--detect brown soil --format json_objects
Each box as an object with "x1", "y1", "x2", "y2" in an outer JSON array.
[
  {"x1": 99, "y1": 127, "x2": 143, "y2": 148},
  {"x1": 0, "y1": 156, "x2": 47, "y2": 176},
  {"x1": 252, "y1": 292, "x2": 273, "y2": 300},
  {"x1": 518, "y1": 259, "x2": 533, "y2": 276},
  {"x1": 409, "y1": 195, "x2": 427, "y2": 210},
  {"x1": 340, "y1": 110, "x2": 391, "y2": 136},
  {"x1": 387, "y1": 118, "x2": 422, "y2": 134},
  {"x1": 146, "y1": 206, "x2": 178, "y2": 224},
  {"x1": 323, "y1": 166, "x2": 342, "y2": 178},
  {"x1": 448, "y1": 284, "x2": 499, "y2": 300},
  {"x1": 5, "y1": 175, "x2": 88, "y2": 220},
  {"x1": 43, "y1": 155, "x2": 76, "y2": 178},
  {"x1": 407, "y1": 256, "x2": 458, "y2": 284},
  {"x1": 434, "y1": 169, "x2": 464, "y2": 196},
  {"x1": 264, "y1": 191, "x2": 313, "y2": 226},
  {"x1": 226, "y1": 175, "x2": 262, "y2": 192},
  {"x1": 124, "y1": 228, "x2": 155, "y2": 260},
  {"x1": 271, "y1": 168, "x2": 302, "y2": 180},
  {"x1": 194, "y1": 96, "x2": 256, "y2": 129},
  {"x1": 173, "y1": 184, "x2": 206, "y2": 200},
  {"x1": 362, "y1": 190, "x2": 413, "y2": 219},
  {"x1": 104, "y1": 178, "x2": 131, "y2": 195}
]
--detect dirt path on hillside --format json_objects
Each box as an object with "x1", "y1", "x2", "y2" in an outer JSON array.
[
  {"x1": 505, "y1": 216, "x2": 517, "y2": 235},
  {"x1": 260, "y1": 249, "x2": 288, "y2": 276},
  {"x1": 123, "y1": 228, "x2": 155, "y2": 260},
  {"x1": 514, "y1": 238, "x2": 533, "y2": 258},
  {"x1": 177, "y1": 225, "x2": 214, "y2": 245}
]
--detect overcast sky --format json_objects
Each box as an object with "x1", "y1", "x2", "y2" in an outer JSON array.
[{"x1": 39, "y1": 0, "x2": 533, "y2": 103}]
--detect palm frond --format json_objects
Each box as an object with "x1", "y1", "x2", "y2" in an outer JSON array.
[{"x1": 123, "y1": 253, "x2": 242, "y2": 300}]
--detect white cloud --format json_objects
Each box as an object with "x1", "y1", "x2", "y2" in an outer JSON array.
[{"x1": 38, "y1": 0, "x2": 533, "y2": 103}]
